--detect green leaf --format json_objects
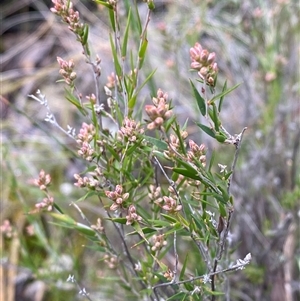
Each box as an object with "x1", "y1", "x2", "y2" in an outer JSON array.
[
  {"x1": 191, "y1": 214, "x2": 206, "y2": 233},
  {"x1": 76, "y1": 191, "x2": 97, "y2": 202},
  {"x1": 93, "y1": 0, "x2": 113, "y2": 9},
  {"x1": 167, "y1": 292, "x2": 188, "y2": 300},
  {"x1": 108, "y1": 6, "x2": 116, "y2": 32},
  {"x1": 148, "y1": 219, "x2": 172, "y2": 227},
  {"x1": 211, "y1": 82, "x2": 241, "y2": 104},
  {"x1": 161, "y1": 213, "x2": 178, "y2": 223},
  {"x1": 138, "y1": 38, "x2": 148, "y2": 69},
  {"x1": 173, "y1": 167, "x2": 200, "y2": 180},
  {"x1": 64, "y1": 88, "x2": 88, "y2": 116},
  {"x1": 208, "y1": 150, "x2": 215, "y2": 173},
  {"x1": 133, "y1": 3, "x2": 142, "y2": 35},
  {"x1": 195, "y1": 122, "x2": 215, "y2": 138},
  {"x1": 215, "y1": 132, "x2": 227, "y2": 143},
  {"x1": 74, "y1": 222, "x2": 96, "y2": 237},
  {"x1": 109, "y1": 34, "x2": 122, "y2": 77},
  {"x1": 128, "y1": 94, "x2": 137, "y2": 109},
  {"x1": 211, "y1": 103, "x2": 220, "y2": 131},
  {"x1": 105, "y1": 143, "x2": 120, "y2": 162},
  {"x1": 190, "y1": 79, "x2": 206, "y2": 116},
  {"x1": 50, "y1": 213, "x2": 75, "y2": 225},
  {"x1": 129, "y1": 69, "x2": 156, "y2": 108},
  {"x1": 179, "y1": 254, "x2": 188, "y2": 281},
  {"x1": 217, "y1": 184, "x2": 230, "y2": 203},
  {"x1": 107, "y1": 217, "x2": 127, "y2": 224},
  {"x1": 144, "y1": 135, "x2": 168, "y2": 151},
  {"x1": 218, "y1": 203, "x2": 227, "y2": 217},
  {"x1": 173, "y1": 122, "x2": 187, "y2": 154},
  {"x1": 164, "y1": 114, "x2": 176, "y2": 132},
  {"x1": 218, "y1": 80, "x2": 227, "y2": 112},
  {"x1": 82, "y1": 24, "x2": 89, "y2": 46},
  {"x1": 122, "y1": 8, "x2": 131, "y2": 58},
  {"x1": 53, "y1": 203, "x2": 64, "y2": 214},
  {"x1": 131, "y1": 221, "x2": 149, "y2": 244}
]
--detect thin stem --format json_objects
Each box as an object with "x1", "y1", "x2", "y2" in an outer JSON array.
[
  {"x1": 227, "y1": 127, "x2": 247, "y2": 194},
  {"x1": 113, "y1": 2, "x2": 128, "y2": 117},
  {"x1": 211, "y1": 127, "x2": 247, "y2": 300},
  {"x1": 132, "y1": 8, "x2": 152, "y2": 95},
  {"x1": 153, "y1": 156, "x2": 184, "y2": 213}
]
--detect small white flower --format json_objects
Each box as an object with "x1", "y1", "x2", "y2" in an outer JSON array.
[
  {"x1": 202, "y1": 274, "x2": 211, "y2": 284},
  {"x1": 45, "y1": 113, "x2": 55, "y2": 124},
  {"x1": 66, "y1": 274, "x2": 75, "y2": 282},
  {"x1": 104, "y1": 86, "x2": 112, "y2": 96},
  {"x1": 235, "y1": 253, "x2": 251, "y2": 270},
  {"x1": 79, "y1": 288, "x2": 89, "y2": 296},
  {"x1": 191, "y1": 286, "x2": 202, "y2": 295},
  {"x1": 218, "y1": 164, "x2": 227, "y2": 173},
  {"x1": 205, "y1": 210, "x2": 214, "y2": 217},
  {"x1": 67, "y1": 125, "x2": 76, "y2": 136}
]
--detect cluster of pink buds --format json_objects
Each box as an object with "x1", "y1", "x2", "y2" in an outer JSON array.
[
  {"x1": 104, "y1": 254, "x2": 118, "y2": 269},
  {"x1": 190, "y1": 42, "x2": 218, "y2": 87},
  {"x1": 145, "y1": 89, "x2": 173, "y2": 130},
  {"x1": 76, "y1": 123, "x2": 96, "y2": 161},
  {"x1": 74, "y1": 167, "x2": 103, "y2": 189},
  {"x1": 164, "y1": 131, "x2": 188, "y2": 159},
  {"x1": 35, "y1": 196, "x2": 54, "y2": 212},
  {"x1": 151, "y1": 234, "x2": 167, "y2": 251},
  {"x1": 164, "y1": 268, "x2": 174, "y2": 281},
  {"x1": 31, "y1": 170, "x2": 55, "y2": 212},
  {"x1": 125, "y1": 205, "x2": 142, "y2": 225},
  {"x1": 118, "y1": 117, "x2": 144, "y2": 143},
  {"x1": 33, "y1": 169, "x2": 51, "y2": 190},
  {"x1": 57, "y1": 57, "x2": 76, "y2": 86},
  {"x1": 105, "y1": 185, "x2": 129, "y2": 211},
  {"x1": 148, "y1": 185, "x2": 162, "y2": 202},
  {"x1": 106, "y1": 72, "x2": 116, "y2": 89},
  {"x1": 0, "y1": 220, "x2": 13, "y2": 238},
  {"x1": 156, "y1": 195, "x2": 182, "y2": 214},
  {"x1": 187, "y1": 140, "x2": 207, "y2": 167},
  {"x1": 74, "y1": 174, "x2": 100, "y2": 189},
  {"x1": 51, "y1": 0, "x2": 84, "y2": 35}
]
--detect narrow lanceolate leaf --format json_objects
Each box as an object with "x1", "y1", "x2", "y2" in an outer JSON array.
[
  {"x1": 189, "y1": 79, "x2": 206, "y2": 116},
  {"x1": 129, "y1": 68, "x2": 156, "y2": 108},
  {"x1": 138, "y1": 38, "x2": 148, "y2": 69},
  {"x1": 218, "y1": 80, "x2": 227, "y2": 112},
  {"x1": 134, "y1": 3, "x2": 142, "y2": 35},
  {"x1": 179, "y1": 254, "x2": 189, "y2": 281},
  {"x1": 82, "y1": 24, "x2": 89, "y2": 46},
  {"x1": 109, "y1": 34, "x2": 122, "y2": 77},
  {"x1": 64, "y1": 88, "x2": 88, "y2": 116},
  {"x1": 195, "y1": 122, "x2": 216, "y2": 138},
  {"x1": 93, "y1": 1, "x2": 114, "y2": 9},
  {"x1": 144, "y1": 135, "x2": 168, "y2": 150},
  {"x1": 212, "y1": 103, "x2": 220, "y2": 132},
  {"x1": 210, "y1": 82, "x2": 241, "y2": 105},
  {"x1": 108, "y1": 5, "x2": 116, "y2": 32},
  {"x1": 122, "y1": 8, "x2": 131, "y2": 58},
  {"x1": 131, "y1": 221, "x2": 149, "y2": 244}
]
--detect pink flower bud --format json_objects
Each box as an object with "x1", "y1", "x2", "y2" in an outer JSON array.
[
  {"x1": 199, "y1": 67, "x2": 208, "y2": 77},
  {"x1": 191, "y1": 62, "x2": 201, "y2": 70},
  {"x1": 154, "y1": 117, "x2": 164, "y2": 127},
  {"x1": 207, "y1": 52, "x2": 216, "y2": 64},
  {"x1": 200, "y1": 49, "x2": 209, "y2": 63},
  {"x1": 115, "y1": 185, "x2": 123, "y2": 195},
  {"x1": 164, "y1": 110, "x2": 173, "y2": 119}
]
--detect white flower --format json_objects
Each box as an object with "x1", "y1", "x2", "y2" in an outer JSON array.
[
  {"x1": 66, "y1": 274, "x2": 75, "y2": 282},
  {"x1": 202, "y1": 274, "x2": 212, "y2": 284},
  {"x1": 218, "y1": 164, "x2": 227, "y2": 173}
]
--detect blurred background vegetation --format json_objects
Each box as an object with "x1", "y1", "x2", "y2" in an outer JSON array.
[{"x1": 1, "y1": 0, "x2": 299, "y2": 300}]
